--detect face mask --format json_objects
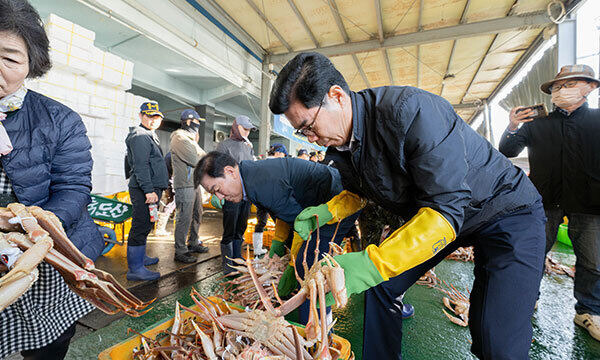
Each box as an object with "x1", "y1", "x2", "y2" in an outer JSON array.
[
  {"x1": 183, "y1": 121, "x2": 201, "y2": 133},
  {"x1": 551, "y1": 87, "x2": 585, "y2": 109}
]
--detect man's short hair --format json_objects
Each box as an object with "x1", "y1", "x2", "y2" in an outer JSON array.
[
  {"x1": 194, "y1": 151, "x2": 237, "y2": 188},
  {"x1": 269, "y1": 52, "x2": 350, "y2": 114}
]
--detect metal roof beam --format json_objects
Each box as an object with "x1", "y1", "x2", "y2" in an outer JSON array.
[
  {"x1": 244, "y1": 0, "x2": 293, "y2": 52},
  {"x1": 383, "y1": 49, "x2": 393, "y2": 85},
  {"x1": 287, "y1": 0, "x2": 319, "y2": 48},
  {"x1": 352, "y1": 54, "x2": 371, "y2": 88},
  {"x1": 440, "y1": 0, "x2": 471, "y2": 96},
  {"x1": 452, "y1": 101, "x2": 484, "y2": 110},
  {"x1": 327, "y1": 0, "x2": 350, "y2": 42},
  {"x1": 374, "y1": 0, "x2": 384, "y2": 42},
  {"x1": 271, "y1": 13, "x2": 550, "y2": 63}
]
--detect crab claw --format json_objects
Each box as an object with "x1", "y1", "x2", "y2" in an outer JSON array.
[{"x1": 321, "y1": 253, "x2": 347, "y2": 308}]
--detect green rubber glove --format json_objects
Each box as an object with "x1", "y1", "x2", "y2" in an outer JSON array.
[
  {"x1": 322, "y1": 251, "x2": 385, "y2": 307},
  {"x1": 277, "y1": 265, "x2": 298, "y2": 297},
  {"x1": 269, "y1": 239, "x2": 285, "y2": 258},
  {"x1": 294, "y1": 204, "x2": 333, "y2": 240},
  {"x1": 210, "y1": 195, "x2": 224, "y2": 209}
]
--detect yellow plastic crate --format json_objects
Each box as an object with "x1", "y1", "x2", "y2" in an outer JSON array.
[{"x1": 98, "y1": 296, "x2": 352, "y2": 360}]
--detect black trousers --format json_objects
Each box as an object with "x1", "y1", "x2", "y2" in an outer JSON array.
[
  {"x1": 222, "y1": 200, "x2": 251, "y2": 258},
  {"x1": 128, "y1": 187, "x2": 163, "y2": 246},
  {"x1": 255, "y1": 206, "x2": 269, "y2": 233},
  {"x1": 363, "y1": 203, "x2": 546, "y2": 360},
  {"x1": 21, "y1": 323, "x2": 76, "y2": 360}
]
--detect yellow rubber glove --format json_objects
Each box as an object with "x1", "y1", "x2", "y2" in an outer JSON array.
[
  {"x1": 365, "y1": 207, "x2": 456, "y2": 281},
  {"x1": 269, "y1": 219, "x2": 289, "y2": 258},
  {"x1": 325, "y1": 190, "x2": 367, "y2": 224}
]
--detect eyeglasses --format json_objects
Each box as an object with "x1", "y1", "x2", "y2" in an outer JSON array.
[
  {"x1": 294, "y1": 100, "x2": 323, "y2": 137},
  {"x1": 550, "y1": 80, "x2": 582, "y2": 93}
]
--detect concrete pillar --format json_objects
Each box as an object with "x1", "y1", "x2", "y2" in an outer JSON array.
[
  {"x1": 557, "y1": 16, "x2": 577, "y2": 70},
  {"x1": 196, "y1": 104, "x2": 216, "y2": 152},
  {"x1": 258, "y1": 59, "x2": 272, "y2": 157}
]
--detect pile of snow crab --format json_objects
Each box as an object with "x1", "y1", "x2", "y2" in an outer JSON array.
[
  {"x1": 219, "y1": 254, "x2": 290, "y2": 309},
  {"x1": 544, "y1": 254, "x2": 575, "y2": 278},
  {"x1": 445, "y1": 246, "x2": 474, "y2": 262},
  {"x1": 416, "y1": 268, "x2": 470, "y2": 327},
  {"x1": 132, "y1": 215, "x2": 350, "y2": 359},
  {"x1": 0, "y1": 203, "x2": 152, "y2": 316}
]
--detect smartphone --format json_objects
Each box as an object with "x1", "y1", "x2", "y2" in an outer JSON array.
[{"x1": 516, "y1": 104, "x2": 547, "y2": 120}]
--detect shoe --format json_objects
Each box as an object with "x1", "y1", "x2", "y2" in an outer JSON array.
[
  {"x1": 174, "y1": 252, "x2": 197, "y2": 264},
  {"x1": 401, "y1": 303, "x2": 415, "y2": 319},
  {"x1": 188, "y1": 244, "x2": 209, "y2": 253},
  {"x1": 144, "y1": 254, "x2": 159, "y2": 266},
  {"x1": 252, "y1": 232, "x2": 267, "y2": 256},
  {"x1": 126, "y1": 245, "x2": 160, "y2": 281},
  {"x1": 575, "y1": 313, "x2": 600, "y2": 341}
]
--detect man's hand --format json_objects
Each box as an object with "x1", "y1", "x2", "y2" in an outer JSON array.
[
  {"x1": 294, "y1": 204, "x2": 333, "y2": 240},
  {"x1": 145, "y1": 192, "x2": 158, "y2": 203},
  {"x1": 508, "y1": 106, "x2": 535, "y2": 131},
  {"x1": 277, "y1": 265, "x2": 298, "y2": 297}
]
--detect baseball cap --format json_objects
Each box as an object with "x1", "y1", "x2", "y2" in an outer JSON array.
[
  {"x1": 235, "y1": 115, "x2": 257, "y2": 130},
  {"x1": 181, "y1": 109, "x2": 203, "y2": 122},
  {"x1": 140, "y1": 102, "x2": 163, "y2": 117},
  {"x1": 271, "y1": 143, "x2": 288, "y2": 156},
  {"x1": 297, "y1": 148, "x2": 308, "y2": 157}
]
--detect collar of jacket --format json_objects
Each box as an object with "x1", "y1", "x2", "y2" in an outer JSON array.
[
  {"x1": 348, "y1": 91, "x2": 365, "y2": 149},
  {"x1": 554, "y1": 101, "x2": 588, "y2": 117},
  {"x1": 178, "y1": 128, "x2": 197, "y2": 140}
]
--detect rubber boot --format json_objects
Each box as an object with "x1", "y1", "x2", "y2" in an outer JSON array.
[
  {"x1": 220, "y1": 242, "x2": 234, "y2": 275},
  {"x1": 144, "y1": 254, "x2": 159, "y2": 266},
  {"x1": 127, "y1": 245, "x2": 160, "y2": 281},
  {"x1": 252, "y1": 232, "x2": 266, "y2": 256},
  {"x1": 153, "y1": 212, "x2": 170, "y2": 236}
]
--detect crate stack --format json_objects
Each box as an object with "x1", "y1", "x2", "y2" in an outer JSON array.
[{"x1": 26, "y1": 14, "x2": 154, "y2": 195}]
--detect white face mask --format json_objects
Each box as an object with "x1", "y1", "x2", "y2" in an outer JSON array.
[{"x1": 551, "y1": 87, "x2": 586, "y2": 109}]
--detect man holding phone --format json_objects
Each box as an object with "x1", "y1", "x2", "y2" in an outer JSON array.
[{"x1": 499, "y1": 64, "x2": 600, "y2": 341}]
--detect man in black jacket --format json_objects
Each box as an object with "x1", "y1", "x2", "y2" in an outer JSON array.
[
  {"x1": 499, "y1": 64, "x2": 600, "y2": 341},
  {"x1": 269, "y1": 52, "x2": 546, "y2": 359},
  {"x1": 125, "y1": 101, "x2": 169, "y2": 281}
]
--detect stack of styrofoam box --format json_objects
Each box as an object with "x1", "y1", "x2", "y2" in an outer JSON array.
[{"x1": 25, "y1": 14, "x2": 155, "y2": 195}]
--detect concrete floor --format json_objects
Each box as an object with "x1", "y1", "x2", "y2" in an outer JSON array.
[{"x1": 5, "y1": 211, "x2": 600, "y2": 359}]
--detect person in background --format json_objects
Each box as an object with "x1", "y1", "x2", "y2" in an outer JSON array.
[
  {"x1": 153, "y1": 151, "x2": 175, "y2": 236},
  {"x1": 0, "y1": 1, "x2": 104, "y2": 358},
  {"x1": 269, "y1": 142, "x2": 288, "y2": 158},
  {"x1": 170, "y1": 109, "x2": 208, "y2": 263},
  {"x1": 296, "y1": 148, "x2": 309, "y2": 160},
  {"x1": 308, "y1": 151, "x2": 318, "y2": 162},
  {"x1": 317, "y1": 150, "x2": 325, "y2": 162},
  {"x1": 125, "y1": 101, "x2": 169, "y2": 281},
  {"x1": 214, "y1": 115, "x2": 256, "y2": 273},
  {"x1": 499, "y1": 64, "x2": 600, "y2": 341}
]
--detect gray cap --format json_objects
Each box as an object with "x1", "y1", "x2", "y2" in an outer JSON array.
[{"x1": 235, "y1": 115, "x2": 257, "y2": 130}]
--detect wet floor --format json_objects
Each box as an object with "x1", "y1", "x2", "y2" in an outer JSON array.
[{"x1": 7, "y1": 209, "x2": 600, "y2": 359}]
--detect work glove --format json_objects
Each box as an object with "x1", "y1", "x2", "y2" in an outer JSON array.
[
  {"x1": 210, "y1": 195, "x2": 224, "y2": 209},
  {"x1": 294, "y1": 190, "x2": 366, "y2": 240},
  {"x1": 323, "y1": 208, "x2": 456, "y2": 305},
  {"x1": 269, "y1": 219, "x2": 290, "y2": 258},
  {"x1": 277, "y1": 265, "x2": 298, "y2": 297}
]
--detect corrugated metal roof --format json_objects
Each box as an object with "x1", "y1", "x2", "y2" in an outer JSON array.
[{"x1": 211, "y1": 0, "x2": 560, "y2": 122}]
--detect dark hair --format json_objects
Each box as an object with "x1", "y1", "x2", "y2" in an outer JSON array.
[
  {"x1": 0, "y1": 0, "x2": 51, "y2": 78},
  {"x1": 194, "y1": 151, "x2": 238, "y2": 188},
  {"x1": 269, "y1": 52, "x2": 349, "y2": 114}
]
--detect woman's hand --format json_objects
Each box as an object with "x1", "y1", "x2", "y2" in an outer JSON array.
[{"x1": 145, "y1": 192, "x2": 159, "y2": 204}]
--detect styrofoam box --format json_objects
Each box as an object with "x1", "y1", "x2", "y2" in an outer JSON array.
[
  {"x1": 45, "y1": 14, "x2": 95, "y2": 51},
  {"x1": 89, "y1": 97, "x2": 109, "y2": 119},
  {"x1": 48, "y1": 38, "x2": 91, "y2": 75},
  {"x1": 88, "y1": 47, "x2": 133, "y2": 89}
]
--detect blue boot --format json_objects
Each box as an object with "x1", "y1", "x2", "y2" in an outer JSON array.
[
  {"x1": 402, "y1": 303, "x2": 415, "y2": 319},
  {"x1": 127, "y1": 245, "x2": 160, "y2": 281},
  {"x1": 144, "y1": 254, "x2": 159, "y2": 266}
]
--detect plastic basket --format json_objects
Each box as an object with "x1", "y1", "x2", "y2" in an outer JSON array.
[
  {"x1": 98, "y1": 296, "x2": 352, "y2": 359},
  {"x1": 557, "y1": 223, "x2": 572, "y2": 247}
]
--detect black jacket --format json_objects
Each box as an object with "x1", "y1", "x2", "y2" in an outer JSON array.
[
  {"x1": 125, "y1": 125, "x2": 169, "y2": 193},
  {"x1": 499, "y1": 104, "x2": 600, "y2": 214},
  {"x1": 239, "y1": 158, "x2": 343, "y2": 225},
  {"x1": 326, "y1": 86, "x2": 540, "y2": 236}
]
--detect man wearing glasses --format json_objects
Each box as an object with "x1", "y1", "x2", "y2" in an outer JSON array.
[
  {"x1": 500, "y1": 64, "x2": 600, "y2": 341},
  {"x1": 269, "y1": 52, "x2": 546, "y2": 359}
]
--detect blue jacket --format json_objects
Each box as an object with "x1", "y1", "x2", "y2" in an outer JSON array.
[
  {"x1": 3, "y1": 91, "x2": 104, "y2": 260},
  {"x1": 239, "y1": 158, "x2": 343, "y2": 225},
  {"x1": 326, "y1": 86, "x2": 541, "y2": 236}
]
